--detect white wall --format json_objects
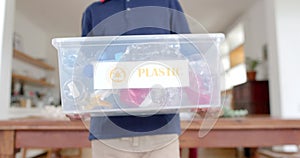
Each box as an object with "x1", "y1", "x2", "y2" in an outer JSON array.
[
  {"x1": 257, "y1": 0, "x2": 300, "y2": 118},
  {"x1": 14, "y1": 10, "x2": 48, "y2": 59},
  {"x1": 241, "y1": 0, "x2": 269, "y2": 81},
  {"x1": 0, "y1": 0, "x2": 15, "y2": 119},
  {"x1": 0, "y1": 0, "x2": 7, "y2": 119},
  {"x1": 264, "y1": 0, "x2": 282, "y2": 117},
  {"x1": 243, "y1": 1, "x2": 268, "y2": 60},
  {"x1": 272, "y1": 0, "x2": 300, "y2": 118}
]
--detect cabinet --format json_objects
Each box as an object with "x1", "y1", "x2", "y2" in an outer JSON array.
[{"x1": 233, "y1": 81, "x2": 270, "y2": 114}]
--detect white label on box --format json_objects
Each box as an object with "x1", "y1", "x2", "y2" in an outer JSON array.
[{"x1": 94, "y1": 60, "x2": 189, "y2": 89}]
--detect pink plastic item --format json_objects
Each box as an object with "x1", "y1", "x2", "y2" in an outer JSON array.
[
  {"x1": 184, "y1": 72, "x2": 211, "y2": 105},
  {"x1": 120, "y1": 89, "x2": 150, "y2": 107}
]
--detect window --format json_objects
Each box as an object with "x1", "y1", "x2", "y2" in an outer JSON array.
[{"x1": 220, "y1": 23, "x2": 246, "y2": 91}]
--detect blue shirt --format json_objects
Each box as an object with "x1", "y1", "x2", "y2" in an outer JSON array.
[
  {"x1": 82, "y1": 0, "x2": 190, "y2": 36},
  {"x1": 82, "y1": 0, "x2": 190, "y2": 140}
]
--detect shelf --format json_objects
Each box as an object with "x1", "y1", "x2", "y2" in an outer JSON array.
[
  {"x1": 8, "y1": 107, "x2": 44, "y2": 119},
  {"x1": 12, "y1": 73, "x2": 54, "y2": 87},
  {"x1": 13, "y1": 49, "x2": 55, "y2": 70},
  {"x1": 9, "y1": 107, "x2": 43, "y2": 114}
]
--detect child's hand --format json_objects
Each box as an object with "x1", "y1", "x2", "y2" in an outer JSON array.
[
  {"x1": 66, "y1": 114, "x2": 90, "y2": 121},
  {"x1": 192, "y1": 108, "x2": 222, "y2": 118},
  {"x1": 66, "y1": 114, "x2": 81, "y2": 121},
  {"x1": 192, "y1": 108, "x2": 209, "y2": 118}
]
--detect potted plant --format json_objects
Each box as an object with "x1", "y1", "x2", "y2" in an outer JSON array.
[{"x1": 246, "y1": 57, "x2": 260, "y2": 81}]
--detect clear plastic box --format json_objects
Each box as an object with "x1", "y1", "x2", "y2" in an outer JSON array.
[{"x1": 52, "y1": 34, "x2": 224, "y2": 116}]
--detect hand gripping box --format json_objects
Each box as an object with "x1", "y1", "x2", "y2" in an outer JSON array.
[{"x1": 52, "y1": 34, "x2": 224, "y2": 116}]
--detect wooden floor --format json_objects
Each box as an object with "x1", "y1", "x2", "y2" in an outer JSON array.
[
  {"x1": 34, "y1": 154, "x2": 47, "y2": 158},
  {"x1": 24, "y1": 148, "x2": 239, "y2": 158},
  {"x1": 16, "y1": 148, "x2": 82, "y2": 158},
  {"x1": 182, "y1": 148, "x2": 238, "y2": 158},
  {"x1": 20, "y1": 148, "x2": 300, "y2": 158},
  {"x1": 4, "y1": 117, "x2": 300, "y2": 158}
]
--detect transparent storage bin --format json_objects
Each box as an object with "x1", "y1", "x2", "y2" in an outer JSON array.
[{"x1": 52, "y1": 34, "x2": 224, "y2": 116}]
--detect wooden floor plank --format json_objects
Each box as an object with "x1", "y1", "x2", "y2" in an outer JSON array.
[{"x1": 0, "y1": 130, "x2": 15, "y2": 158}]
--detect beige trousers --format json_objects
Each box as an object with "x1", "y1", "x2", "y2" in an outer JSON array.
[{"x1": 92, "y1": 134, "x2": 180, "y2": 158}]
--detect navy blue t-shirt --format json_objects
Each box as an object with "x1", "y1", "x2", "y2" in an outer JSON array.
[{"x1": 82, "y1": 0, "x2": 190, "y2": 140}]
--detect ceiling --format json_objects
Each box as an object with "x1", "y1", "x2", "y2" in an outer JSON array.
[{"x1": 16, "y1": 0, "x2": 258, "y2": 36}]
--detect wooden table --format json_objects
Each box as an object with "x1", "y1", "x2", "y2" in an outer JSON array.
[{"x1": 1, "y1": 116, "x2": 300, "y2": 158}]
